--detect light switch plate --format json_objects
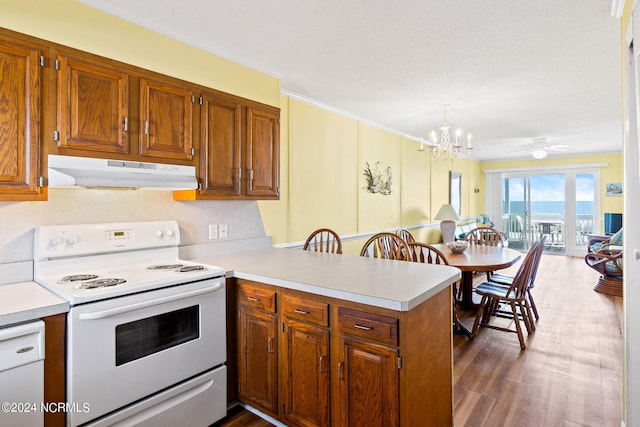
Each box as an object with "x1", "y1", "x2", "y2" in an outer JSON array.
[
  {"x1": 219, "y1": 224, "x2": 228, "y2": 239},
  {"x1": 208, "y1": 224, "x2": 218, "y2": 240}
]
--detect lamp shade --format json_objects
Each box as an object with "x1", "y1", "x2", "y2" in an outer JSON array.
[{"x1": 434, "y1": 204, "x2": 460, "y2": 221}]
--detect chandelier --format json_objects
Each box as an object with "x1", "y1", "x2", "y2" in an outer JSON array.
[{"x1": 418, "y1": 106, "x2": 473, "y2": 160}]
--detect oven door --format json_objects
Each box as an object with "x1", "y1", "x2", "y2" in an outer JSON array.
[{"x1": 66, "y1": 278, "x2": 225, "y2": 426}]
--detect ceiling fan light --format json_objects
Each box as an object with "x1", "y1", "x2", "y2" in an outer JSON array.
[{"x1": 531, "y1": 149, "x2": 547, "y2": 159}]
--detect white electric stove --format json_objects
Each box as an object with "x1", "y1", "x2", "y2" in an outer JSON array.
[{"x1": 33, "y1": 221, "x2": 228, "y2": 427}]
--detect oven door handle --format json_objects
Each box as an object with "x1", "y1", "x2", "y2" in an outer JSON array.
[{"x1": 78, "y1": 283, "x2": 223, "y2": 320}]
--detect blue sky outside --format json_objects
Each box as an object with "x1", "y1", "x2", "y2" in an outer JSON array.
[{"x1": 506, "y1": 174, "x2": 595, "y2": 202}]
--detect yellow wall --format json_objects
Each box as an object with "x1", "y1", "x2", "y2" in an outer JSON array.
[
  {"x1": 259, "y1": 96, "x2": 485, "y2": 253},
  {"x1": 0, "y1": 0, "x2": 279, "y2": 107}
]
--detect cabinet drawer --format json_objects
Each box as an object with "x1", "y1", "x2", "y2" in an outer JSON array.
[
  {"x1": 338, "y1": 308, "x2": 398, "y2": 346},
  {"x1": 282, "y1": 295, "x2": 329, "y2": 327},
  {"x1": 238, "y1": 283, "x2": 276, "y2": 312}
]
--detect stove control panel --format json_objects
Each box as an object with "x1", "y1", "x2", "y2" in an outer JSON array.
[{"x1": 35, "y1": 221, "x2": 181, "y2": 259}]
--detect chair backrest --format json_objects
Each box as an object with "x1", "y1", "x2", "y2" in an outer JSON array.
[
  {"x1": 528, "y1": 235, "x2": 546, "y2": 288},
  {"x1": 303, "y1": 228, "x2": 343, "y2": 254},
  {"x1": 407, "y1": 242, "x2": 449, "y2": 265},
  {"x1": 395, "y1": 228, "x2": 416, "y2": 244},
  {"x1": 360, "y1": 232, "x2": 410, "y2": 261},
  {"x1": 506, "y1": 240, "x2": 540, "y2": 299},
  {"x1": 465, "y1": 227, "x2": 505, "y2": 246}
]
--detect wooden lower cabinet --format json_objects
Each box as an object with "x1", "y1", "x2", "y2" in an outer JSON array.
[
  {"x1": 238, "y1": 304, "x2": 278, "y2": 415},
  {"x1": 233, "y1": 279, "x2": 453, "y2": 427},
  {"x1": 282, "y1": 320, "x2": 330, "y2": 427}
]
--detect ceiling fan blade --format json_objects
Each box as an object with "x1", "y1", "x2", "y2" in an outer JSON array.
[{"x1": 546, "y1": 144, "x2": 570, "y2": 151}]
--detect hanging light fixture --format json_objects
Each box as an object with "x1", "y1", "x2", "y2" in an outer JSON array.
[{"x1": 418, "y1": 105, "x2": 473, "y2": 160}]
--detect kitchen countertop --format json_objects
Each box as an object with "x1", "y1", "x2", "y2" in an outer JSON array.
[
  {"x1": 193, "y1": 247, "x2": 461, "y2": 311},
  {"x1": 0, "y1": 282, "x2": 69, "y2": 328}
]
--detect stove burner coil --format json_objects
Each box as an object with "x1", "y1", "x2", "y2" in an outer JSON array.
[
  {"x1": 146, "y1": 264, "x2": 207, "y2": 272},
  {"x1": 146, "y1": 264, "x2": 185, "y2": 271},
  {"x1": 77, "y1": 278, "x2": 127, "y2": 289},
  {"x1": 59, "y1": 274, "x2": 99, "y2": 283},
  {"x1": 177, "y1": 265, "x2": 207, "y2": 272}
]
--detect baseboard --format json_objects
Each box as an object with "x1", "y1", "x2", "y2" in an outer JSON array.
[{"x1": 242, "y1": 404, "x2": 287, "y2": 427}]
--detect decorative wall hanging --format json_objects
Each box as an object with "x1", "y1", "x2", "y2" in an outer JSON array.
[
  {"x1": 363, "y1": 161, "x2": 392, "y2": 195},
  {"x1": 605, "y1": 183, "x2": 622, "y2": 197}
]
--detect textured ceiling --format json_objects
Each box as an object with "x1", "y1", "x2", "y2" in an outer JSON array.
[{"x1": 80, "y1": 0, "x2": 622, "y2": 161}]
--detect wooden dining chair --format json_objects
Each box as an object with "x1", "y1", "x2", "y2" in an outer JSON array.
[
  {"x1": 395, "y1": 228, "x2": 416, "y2": 244},
  {"x1": 471, "y1": 241, "x2": 539, "y2": 350},
  {"x1": 360, "y1": 232, "x2": 410, "y2": 261},
  {"x1": 465, "y1": 227, "x2": 506, "y2": 247},
  {"x1": 408, "y1": 242, "x2": 465, "y2": 335},
  {"x1": 303, "y1": 228, "x2": 343, "y2": 254},
  {"x1": 465, "y1": 227, "x2": 506, "y2": 280},
  {"x1": 489, "y1": 236, "x2": 546, "y2": 321}
]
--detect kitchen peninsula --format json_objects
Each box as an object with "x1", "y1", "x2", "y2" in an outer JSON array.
[{"x1": 194, "y1": 247, "x2": 460, "y2": 427}]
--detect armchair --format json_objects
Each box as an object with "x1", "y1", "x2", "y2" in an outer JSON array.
[{"x1": 584, "y1": 229, "x2": 623, "y2": 297}]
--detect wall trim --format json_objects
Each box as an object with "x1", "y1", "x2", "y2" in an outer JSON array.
[
  {"x1": 273, "y1": 219, "x2": 476, "y2": 249},
  {"x1": 281, "y1": 89, "x2": 422, "y2": 143},
  {"x1": 484, "y1": 162, "x2": 608, "y2": 174}
]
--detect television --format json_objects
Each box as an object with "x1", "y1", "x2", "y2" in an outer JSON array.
[{"x1": 604, "y1": 213, "x2": 622, "y2": 235}]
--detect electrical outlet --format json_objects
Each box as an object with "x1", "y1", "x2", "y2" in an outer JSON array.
[
  {"x1": 219, "y1": 224, "x2": 228, "y2": 239},
  {"x1": 208, "y1": 224, "x2": 218, "y2": 240}
]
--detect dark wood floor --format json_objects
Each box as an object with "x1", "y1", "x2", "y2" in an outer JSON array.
[{"x1": 216, "y1": 255, "x2": 623, "y2": 427}]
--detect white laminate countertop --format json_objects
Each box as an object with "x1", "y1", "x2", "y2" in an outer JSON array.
[
  {"x1": 0, "y1": 282, "x2": 69, "y2": 328},
  {"x1": 193, "y1": 247, "x2": 461, "y2": 311}
]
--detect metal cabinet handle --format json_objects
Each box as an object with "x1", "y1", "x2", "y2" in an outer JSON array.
[
  {"x1": 635, "y1": 249, "x2": 640, "y2": 261},
  {"x1": 294, "y1": 309, "x2": 310, "y2": 315},
  {"x1": 246, "y1": 296, "x2": 258, "y2": 302},
  {"x1": 267, "y1": 337, "x2": 274, "y2": 353},
  {"x1": 354, "y1": 324, "x2": 373, "y2": 331},
  {"x1": 123, "y1": 116, "x2": 128, "y2": 132},
  {"x1": 144, "y1": 120, "x2": 149, "y2": 135},
  {"x1": 337, "y1": 361, "x2": 344, "y2": 380},
  {"x1": 319, "y1": 355, "x2": 327, "y2": 373}
]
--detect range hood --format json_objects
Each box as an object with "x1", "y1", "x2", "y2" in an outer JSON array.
[{"x1": 48, "y1": 155, "x2": 198, "y2": 190}]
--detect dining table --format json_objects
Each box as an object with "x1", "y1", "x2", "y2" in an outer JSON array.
[{"x1": 432, "y1": 243, "x2": 522, "y2": 311}]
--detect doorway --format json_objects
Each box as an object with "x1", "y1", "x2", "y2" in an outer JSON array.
[{"x1": 500, "y1": 169, "x2": 598, "y2": 256}]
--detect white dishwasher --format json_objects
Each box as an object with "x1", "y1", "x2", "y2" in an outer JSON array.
[{"x1": 0, "y1": 320, "x2": 45, "y2": 427}]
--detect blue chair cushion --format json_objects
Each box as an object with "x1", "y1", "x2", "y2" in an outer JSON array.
[{"x1": 609, "y1": 228, "x2": 623, "y2": 245}]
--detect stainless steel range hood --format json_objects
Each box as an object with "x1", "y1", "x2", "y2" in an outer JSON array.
[{"x1": 48, "y1": 155, "x2": 198, "y2": 190}]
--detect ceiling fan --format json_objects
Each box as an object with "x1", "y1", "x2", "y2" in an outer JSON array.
[{"x1": 510, "y1": 138, "x2": 570, "y2": 159}]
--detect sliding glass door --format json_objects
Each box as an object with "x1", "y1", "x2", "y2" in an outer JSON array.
[
  {"x1": 502, "y1": 176, "x2": 531, "y2": 250},
  {"x1": 500, "y1": 169, "x2": 598, "y2": 256}
]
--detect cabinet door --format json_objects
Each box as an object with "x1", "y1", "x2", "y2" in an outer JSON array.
[
  {"x1": 199, "y1": 93, "x2": 242, "y2": 196},
  {"x1": 245, "y1": 106, "x2": 279, "y2": 198},
  {"x1": 282, "y1": 320, "x2": 330, "y2": 427},
  {"x1": 0, "y1": 38, "x2": 42, "y2": 199},
  {"x1": 238, "y1": 306, "x2": 278, "y2": 415},
  {"x1": 139, "y1": 78, "x2": 193, "y2": 161},
  {"x1": 56, "y1": 53, "x2": 129, "y2": 154},
  {"x1": 336, "y1": 335, "x2": 399, "y2": 427}
]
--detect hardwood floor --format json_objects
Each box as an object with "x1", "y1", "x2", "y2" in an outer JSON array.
[{"x1": 215, "y1": 255, "x2": 623, "y2": 427}]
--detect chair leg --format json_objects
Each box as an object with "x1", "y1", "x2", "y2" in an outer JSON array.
[
  {"x1": 527, "y1": 289, "x2": 539, "y2": 321},
  {"x1": 524, "y1": 300, "x2": 536, "y2": 332},
  {"x1": 510, "y1": 302, "x2": 526, "y2": 350},
  {"x1": 471, "y1": 295, "x2": 489, "y2": 339}
]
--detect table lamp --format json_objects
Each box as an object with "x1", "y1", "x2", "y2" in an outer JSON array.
[{"x1": 434, "y1": 204, "x2": 460, "y2": 243}]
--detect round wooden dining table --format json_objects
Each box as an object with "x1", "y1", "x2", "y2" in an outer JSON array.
[{"x1": 431, "y1": 243, "x2": 522, "y2": 311}]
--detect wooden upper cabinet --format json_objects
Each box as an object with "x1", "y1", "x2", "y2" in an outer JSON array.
[
  {"x1": 139, "y1": 77, "x2": 193, "y2": 161},
  {"x1": 246, "y1": 106, "x2": 279, "y2": 198},
  {"x1": 55, "y1": 53, "x2": 129, "y2": 154},
  {"x1": 199, "y1": 92, "x2": 242, "y2": 197},
  {"x1": 0, "y1": 36, "x2": 44, "y2": 200}
]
